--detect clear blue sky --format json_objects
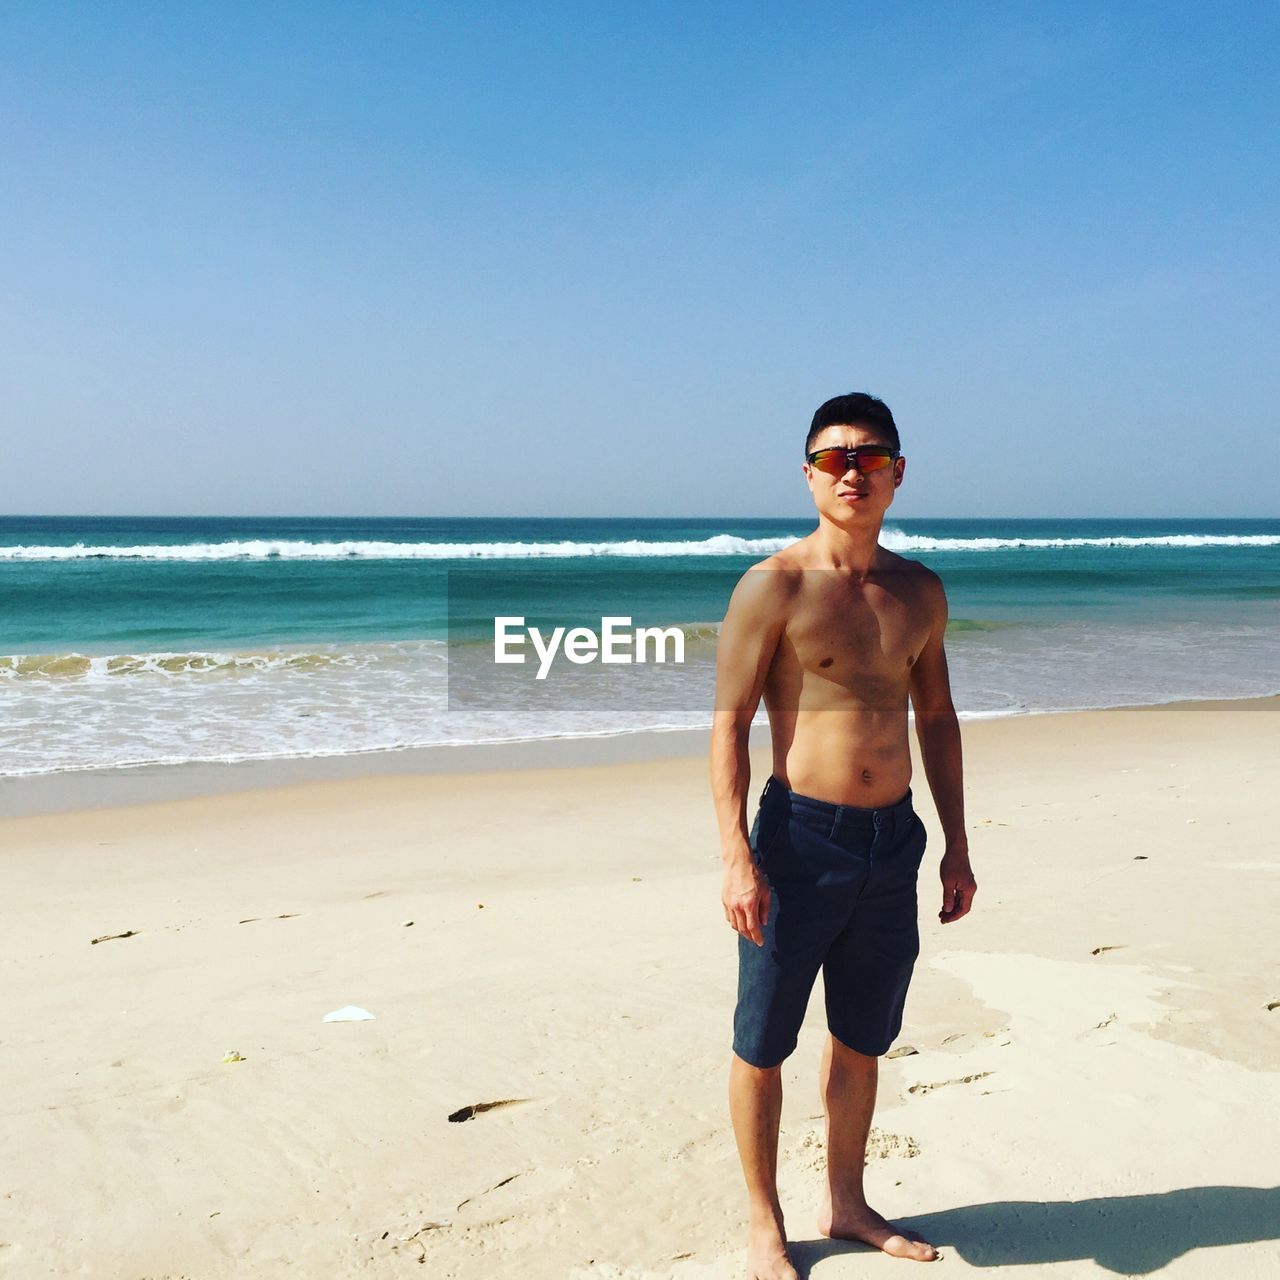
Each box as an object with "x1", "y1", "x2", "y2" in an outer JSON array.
[{"x1": 2, "y1": 2, "x2": 1276, "y2": 518}]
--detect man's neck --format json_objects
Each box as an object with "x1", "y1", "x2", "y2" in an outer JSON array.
[{"x1": 811, "y1": 516, "x2": 884, "y2": 577}]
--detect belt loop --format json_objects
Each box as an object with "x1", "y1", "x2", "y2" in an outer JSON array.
[{"x1": 829, "y1": 804, "x2": 842, "y2": 842}]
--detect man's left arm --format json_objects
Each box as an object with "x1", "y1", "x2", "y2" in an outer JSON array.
[{"x1": 909, "y1": 572, "x2": 977, "y2": 924}]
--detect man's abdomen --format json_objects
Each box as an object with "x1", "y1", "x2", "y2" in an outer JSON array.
[{"x1": 769, "y1": 706, "x2": 913, "y2": 809}]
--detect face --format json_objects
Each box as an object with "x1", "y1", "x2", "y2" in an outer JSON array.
[{"x1": 802, "y1": 423, "x2": 905, "y2": 525}]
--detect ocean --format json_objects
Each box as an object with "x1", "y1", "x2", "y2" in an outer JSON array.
[{"x1": 2, "y1": 515, "x2": 1278, "y2": 777}]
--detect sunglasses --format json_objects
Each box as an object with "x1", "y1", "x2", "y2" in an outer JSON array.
[{"x1": 805, "y1": 445, "x2": 901, "y2": 476}]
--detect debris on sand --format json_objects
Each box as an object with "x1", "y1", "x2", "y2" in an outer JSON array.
[{"x1": 447, "y1": 1098, "x2": 528, "y2": 1123}]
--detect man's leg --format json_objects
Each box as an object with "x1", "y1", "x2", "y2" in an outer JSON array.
[
  {"x1": 729, "y1": 1053, "x2": 799, "y2": 1280},
  {"x1": 817, "y1": 1033, "x2": 938, "y2": 1261}
]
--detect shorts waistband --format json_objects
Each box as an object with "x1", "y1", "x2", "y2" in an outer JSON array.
[{"x1": 759, "y1": 775, "x2": 915, "y2": 825}]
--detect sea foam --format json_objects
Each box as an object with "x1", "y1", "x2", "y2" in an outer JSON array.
[{"x1": 2, "y1": 531, "x2": 1277, "y2": 561}]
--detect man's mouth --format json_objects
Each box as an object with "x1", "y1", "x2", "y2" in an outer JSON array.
[{"x1": 839, "y1": 491, "x2": 869, "y2": 501}]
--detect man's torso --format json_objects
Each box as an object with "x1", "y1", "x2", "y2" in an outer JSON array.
[{"x1": 758, "y1": 542, "x2": 939, "y2": 808}]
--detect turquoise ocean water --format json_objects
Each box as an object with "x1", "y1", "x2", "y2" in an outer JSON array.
[{"x1": 2, "y1": 515, "x2": 1278, "y2": 776}]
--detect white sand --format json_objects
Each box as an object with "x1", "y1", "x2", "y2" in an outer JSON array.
[{"x1": 2, "y1": 699, "x2": 1278, "y2": 1277}]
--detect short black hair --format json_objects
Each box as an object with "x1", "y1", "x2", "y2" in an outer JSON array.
[{"x1": 805, "y1": 392, "x2": 899, "y2": 455}]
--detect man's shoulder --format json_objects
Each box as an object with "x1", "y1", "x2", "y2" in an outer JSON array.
[
  {"x1": 877, "y1": 547, "x2": 943, "y2": 588},
  {"x1": 743, "y1": 537, "x2": 813, "y2": 580},
  {"x1": 727, "y1": 544, "x2": 808, "y2": 610},
  {"x1": 876, "y1": 550, "x2": 947, "y2": 619}
]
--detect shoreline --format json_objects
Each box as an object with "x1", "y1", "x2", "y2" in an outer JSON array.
[{"x1": 2, "y1": 693, "x2": 1276, "y2": 821}]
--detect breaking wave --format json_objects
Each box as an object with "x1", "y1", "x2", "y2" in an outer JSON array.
[
  {"x1": 0, "y1": 648, "x2": 379, "y2": 681},
  {"x1": 1, "y1": 531, "x2": 1277, "y2": 562}
]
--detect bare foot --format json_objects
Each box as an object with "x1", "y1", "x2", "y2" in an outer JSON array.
[
  {"x1": 746, "y1": 1217, "x2": 799, "y2": 1280},
  {"x1": 818, "y1": 1200, "x2": 938, "y2": 1262}
]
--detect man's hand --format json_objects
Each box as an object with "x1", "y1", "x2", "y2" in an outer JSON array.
[
  {"x1": 939, "y1": 849, "x2": 977, "y2": 924},
  {"x1": 722, "y1": 858, "x2": 770, "y2": 946}
]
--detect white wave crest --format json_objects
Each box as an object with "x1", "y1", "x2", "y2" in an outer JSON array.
[
  {"x1": 0, "y1": 531, "x2": 1276, "y2": 562},
  {"x1": 0, "y1": 534, "x2": 796, "y2": 561},
  {"x1": 881, "y1": 532, "x2": 1280, "y2": 552}
]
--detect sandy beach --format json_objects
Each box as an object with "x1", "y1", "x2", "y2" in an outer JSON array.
[{"x1": 3, "y1": 698, "x2": 1279, "y2": 1278}]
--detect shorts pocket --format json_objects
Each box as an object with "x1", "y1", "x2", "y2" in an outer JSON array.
[
  {"x1": 791, "y1": 806, "x2": 835, "y2": 841},
  {"x1": 750, "y1": 805, "x2": 787, "y2": 866},
  {"x1": 911, "y1": 812, "x2": 929, "y2": 861}
]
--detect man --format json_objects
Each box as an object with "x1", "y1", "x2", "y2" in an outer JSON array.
[{"x1": 710, "y1": 392, "x2": 976, "y2": 1277}]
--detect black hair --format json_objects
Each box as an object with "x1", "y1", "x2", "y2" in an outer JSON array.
[{"x1": 805, "y1": 392, "x2": 900, "y2": 455}]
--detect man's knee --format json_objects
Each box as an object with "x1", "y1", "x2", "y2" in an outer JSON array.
[
  {"x1": 828, "y1": 1030, "x2": 879, "y2": 1067},
  {"x1": 732, "y1": 1050, "x2": 786, "y2": 1079}
]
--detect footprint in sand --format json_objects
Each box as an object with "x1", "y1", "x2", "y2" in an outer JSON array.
[
  {"x1": 786, "y1": 1126, "x2": 921, "y2": 1174},
  {"x1": 865, "y1": 1129, "x2": 921, "y2": 1160},
  {"x1": 387, "y1": 1219, "x2": 452, "y2": 1265}
]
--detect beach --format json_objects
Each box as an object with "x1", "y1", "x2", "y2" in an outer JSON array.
[
  {"x1": 7, "y1": 5, "x2": 1280, "y2": 1275},
  {"x1": 3, "y1": 698, "x2": 1278, "y2": 1278}
]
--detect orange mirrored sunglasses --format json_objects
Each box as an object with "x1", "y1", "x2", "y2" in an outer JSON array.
[{"x1": 806, "y1": 445, "x2": 900, "y2": 476}]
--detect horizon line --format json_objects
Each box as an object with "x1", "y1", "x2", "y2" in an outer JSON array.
[{"x1": 1, "y1": 512, "x2": 1277, "y2": 523}]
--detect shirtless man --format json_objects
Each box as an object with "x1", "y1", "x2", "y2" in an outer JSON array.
[{"x1": 710, "y1": 392, "x2": 977, "y2": 1277}]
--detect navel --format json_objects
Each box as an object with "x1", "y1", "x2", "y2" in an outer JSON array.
[
  {"x1": 861, "y1": 768, "x2": 873, "y2": 784},
  {"x1": 819, "y1": 657, "x2": 833, "y2": 669}
]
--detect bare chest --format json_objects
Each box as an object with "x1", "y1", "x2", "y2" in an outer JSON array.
[{"x1": 782, "y1": 580, "x2": 931, "y2": 686}]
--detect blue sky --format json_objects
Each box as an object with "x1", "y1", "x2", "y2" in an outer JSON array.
[{"x1": 1, "y1": 2, "x2": 1276, "y2": 517}]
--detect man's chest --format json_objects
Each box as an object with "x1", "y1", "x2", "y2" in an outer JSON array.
[{"x1": 783, "y1": 582, "x2": 931, "y2": 681}]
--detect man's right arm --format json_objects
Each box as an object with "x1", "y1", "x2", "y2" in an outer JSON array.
[{"x1": 710, "y1": 565, "x2": 787, "y2": 946}]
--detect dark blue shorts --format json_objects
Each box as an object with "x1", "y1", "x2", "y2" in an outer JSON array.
[{"x1": 733, "y1": 776, "x2": 928, "y2": 1068}]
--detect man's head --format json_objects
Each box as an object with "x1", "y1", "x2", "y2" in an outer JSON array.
[
  {"x1": 802, "y1": 392, "x2": 905, "y2": 524},
  {"x1": 804, "y1": 392, "x2": 899, "y2": 455}
]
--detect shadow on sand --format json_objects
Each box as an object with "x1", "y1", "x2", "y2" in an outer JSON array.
[{"x1": 788, "y1": 1185, "x2": 1280, "y2": 1276}]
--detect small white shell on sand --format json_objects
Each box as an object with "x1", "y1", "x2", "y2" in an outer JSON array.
[{"x1": 323, "y1": 1005, "x2": 375, "y2": 1023}]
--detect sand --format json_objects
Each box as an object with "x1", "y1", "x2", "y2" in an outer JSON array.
[{"x1": 2, "y1": 699, "x2": 1278, "y2": 1278}]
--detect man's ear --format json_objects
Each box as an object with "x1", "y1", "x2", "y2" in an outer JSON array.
[{"x1": 893, "y1": 457, "x2": 906, "y2": 488}]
